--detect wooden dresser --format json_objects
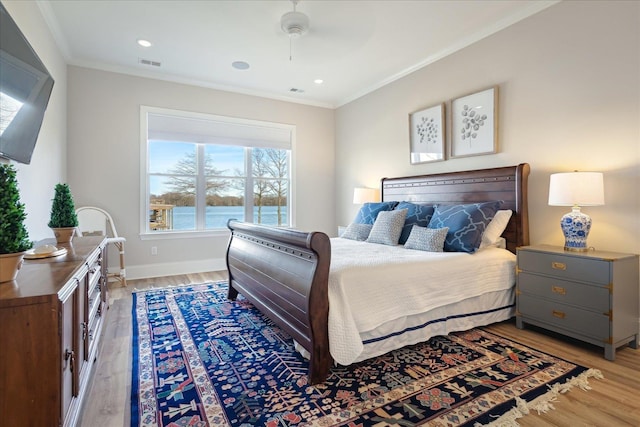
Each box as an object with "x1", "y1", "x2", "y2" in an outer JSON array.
[
  {"x1": 0, "y1": 236, "x2": 108, "y2": 427},
  {"x1": 516, "y1": 245, "x2": 639, "y2": 360}
]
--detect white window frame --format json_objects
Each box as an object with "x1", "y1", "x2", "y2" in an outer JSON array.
[{"x1": 139, "y1": 106, "x2": 295, "y2": 240}]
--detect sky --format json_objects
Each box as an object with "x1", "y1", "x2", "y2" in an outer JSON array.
[{"x1": 149, "y1": 140, "x2": 245, "y2": 195}]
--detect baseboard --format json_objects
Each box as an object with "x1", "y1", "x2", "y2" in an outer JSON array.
[{"x1": 118, "y1": 257, "x2": 227, "y2": 281}]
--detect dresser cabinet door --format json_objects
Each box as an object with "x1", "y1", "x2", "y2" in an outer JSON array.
[
  {"x1": 0, "y1": 299, "x2": 59, "y2": 426},
  {"x1": 61, "y1": 289, "x2": 75, "y2": 421}
]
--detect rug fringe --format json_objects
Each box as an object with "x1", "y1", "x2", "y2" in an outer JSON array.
[{"x1": 475, "y1": 368, "x2": 604, "y2": 427}]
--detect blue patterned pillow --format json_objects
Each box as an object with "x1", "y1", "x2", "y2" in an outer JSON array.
[
  {"x1": 395, "y1": 202, "x2": 435, "y2": 244},
  {"x1": 366, "y1": 208, "x2": 407, "y2": 245},
  {"x1": 353, "y1": 201, "x2": 398, "y2": 224},
  {"x1": 427, "y1": 201, "x2": 503, "y2": 253}
]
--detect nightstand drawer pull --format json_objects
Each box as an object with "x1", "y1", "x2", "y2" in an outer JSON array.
[
  {"x1": 552, "y1": 310, "x2": 566, "y2": 319},
  {"x1": 551, "y1": 286, "x2": 566, "y2": 295},
  {"x1": 551, "y1": 261, "x2": 566, "y2": 270}
]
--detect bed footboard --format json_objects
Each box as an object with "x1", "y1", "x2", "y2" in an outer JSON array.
[{"x1": 226, "y1": 220, "x2": 332, "y2": 384}]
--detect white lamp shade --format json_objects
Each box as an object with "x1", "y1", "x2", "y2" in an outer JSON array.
[
  {"x1": 548, "y1": 172, "x2": 604, "y2": 206},
  {"x1": 353, "y1": 187, "x2": 380, "y2": 204}
]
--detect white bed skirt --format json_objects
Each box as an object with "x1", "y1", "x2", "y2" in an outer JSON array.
[
  {"x1": 355, "y1": 287, "x2": 514, "y2": 363},
  {"x1": 295, "y1": 287, "x2": 514, "y2": 365}
]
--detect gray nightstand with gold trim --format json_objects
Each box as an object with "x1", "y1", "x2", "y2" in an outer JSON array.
[{"x1": 516, "y1": 245, "x2": 639, "y2": 360}]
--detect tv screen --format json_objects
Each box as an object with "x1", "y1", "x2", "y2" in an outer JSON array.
[{"x1": 0, "y1": 2, "x2": 54, "y2": 165}]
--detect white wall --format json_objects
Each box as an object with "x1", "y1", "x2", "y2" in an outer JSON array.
[
  {"x1": 67, "y1": 67, "x2": 335, "y2": 278},
  {"x1": 336, "y1": 1, "x2": 639, "y2": 259},
  {"x1": 2, "y1": 0, "x2": 68, "y2": 241},
  {"x1": 6, "y1": 0, "x2": 638, "y2": 286}
]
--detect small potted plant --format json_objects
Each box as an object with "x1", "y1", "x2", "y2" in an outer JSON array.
[
  {"x1": 48, "y1": 183, "x2": 79, "y2": 244},
  {"x1": 0, "y1": 164, "x2": 33, "y2": 283}
]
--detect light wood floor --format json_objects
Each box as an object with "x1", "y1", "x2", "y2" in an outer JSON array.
[{"x1": 81, "y1": 272, "x2": 640, "y2": 427}]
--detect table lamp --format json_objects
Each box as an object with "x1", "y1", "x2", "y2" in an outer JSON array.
[
  {"x1": 548, "y1": 171, "x2": 604, "y2": 251},
  {"x1": 353, "y1": 187, "x2": 380, "y2": 204}
]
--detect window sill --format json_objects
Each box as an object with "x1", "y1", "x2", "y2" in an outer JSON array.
[{"x1": 139, "y1": 229, "x2": 231, "y2": 241}]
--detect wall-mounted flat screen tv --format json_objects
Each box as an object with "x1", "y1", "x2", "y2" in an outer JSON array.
[{"x1": 0, "y1": 2, "x2": 54, "y2": 164}]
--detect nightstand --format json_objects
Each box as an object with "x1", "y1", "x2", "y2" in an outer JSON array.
[{"x1": 516, "y1": 245, "x2": 639, "y2": 360}]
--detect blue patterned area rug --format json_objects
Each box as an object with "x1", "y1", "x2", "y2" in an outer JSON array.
[{"x1": 131, "y1": 282, "x2": 602, "y2": 427}]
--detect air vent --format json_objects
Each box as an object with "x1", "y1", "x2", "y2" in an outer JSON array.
[
  {"x1": 289, "y1": 88, "x2": 305, "y2": 93},
  {"x1": 139, "y1": 58, "x2": 161, "y2": 67}
]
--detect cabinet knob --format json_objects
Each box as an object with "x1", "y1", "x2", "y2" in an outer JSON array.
[
  {"x1": 65, "y1": 349, "x2": 75, "y2": 372},
  {"x1": 551, "y1": 261, "x2": 566, "y2": 270},
  {"x1": 551, "y1": 286, "x2": 566, "y2": 295},
  {"x1": 552, "y1": 310, "x2": 566, "y2": 319}
]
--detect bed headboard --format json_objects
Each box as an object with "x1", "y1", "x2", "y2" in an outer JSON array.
[{"x1": 381, "y1": 163, "x2": 530, "y2": 253}]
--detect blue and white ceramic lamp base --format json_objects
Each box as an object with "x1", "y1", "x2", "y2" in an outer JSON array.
[{"x1": 560, "y1": 206, "x2": 592, "y2": 251}]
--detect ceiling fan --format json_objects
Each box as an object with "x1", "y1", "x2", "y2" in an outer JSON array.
[{"x1": 280, "y1": 0, "x2": 310, "y2": 60}]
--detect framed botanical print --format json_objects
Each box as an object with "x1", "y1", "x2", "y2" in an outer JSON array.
[
  {"x1": 450, "y1": 86, "x2": 498, "y2": 158},
  {"x1": 409, "y1": 103, "x2": 445, "y2": 164}
]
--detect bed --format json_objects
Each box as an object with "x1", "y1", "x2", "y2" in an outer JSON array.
[{"x1": 226, "y1": 163, "x2": 530, "y2": 384}]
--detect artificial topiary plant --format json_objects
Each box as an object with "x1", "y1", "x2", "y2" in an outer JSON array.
[
  {"x1": 48, "y1": 183, "x2": 79, "y2": 228},
  {"x1": 0, "y1": 164, "x2": 32, "y2": 254}
]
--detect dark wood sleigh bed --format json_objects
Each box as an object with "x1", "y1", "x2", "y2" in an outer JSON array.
[{"x1": 226, "y1": 163, "x2": 530, "y2": 384}]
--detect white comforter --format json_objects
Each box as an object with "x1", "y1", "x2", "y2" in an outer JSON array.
[{"x1": 328, "y1": 238, "x2": 516, "y2": 365}]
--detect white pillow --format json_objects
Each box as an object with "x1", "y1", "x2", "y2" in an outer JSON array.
[{"x1": 480, "y1": 210, "x2": 512, "y2": 248}]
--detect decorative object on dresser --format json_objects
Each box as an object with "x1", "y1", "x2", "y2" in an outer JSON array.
[
  {"x1": 0, "y1": 164, "x2": 33, "y2": 283},
  {"x1": 76, "y1": 206, "x2": 127, "y2": 286},
  {"x1": 548, "y1": 171, "x2": 605, "y2": 251},
  {"x1": 450, "y1": 86, "x2": 498, "y2": 158},
  {"x1": 0, "y1": 236, "x2": 108, "y2": 427},
  {"x1": 48, "y1": 183, "x2": 80, "y2": 244},
  {"x1": 516, "y1": 245, "x2": 639, "y2": 360},
  {"x1": 409, "y1": 102, "x2": 445, "y2": 164},
  {"x1": 227, "y1": 163, "x2": 530, "y2": 384}
]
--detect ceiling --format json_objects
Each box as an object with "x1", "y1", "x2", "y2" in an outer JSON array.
[{"x1": 37, "y1": 0, "x2": 557, "y2": 108}]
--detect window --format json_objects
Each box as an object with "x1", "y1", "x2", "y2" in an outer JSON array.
[{"x1": 141, "y1": 107, "x2": 293, "y2": 237}]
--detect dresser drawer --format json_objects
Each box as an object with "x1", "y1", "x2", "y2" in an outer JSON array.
[
  {"x1": 518, "y1": 294, "x2": 609, "y2": 340},
  {"x1": 518, "y1": 272, "x2": 610, "y2": 312},
  {"x1": 518, "y1": 250, "x2": 610, "y2": 284}
]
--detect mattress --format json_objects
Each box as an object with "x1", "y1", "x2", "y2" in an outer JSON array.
[{"x1": 327, "y1": 238, "x2": 517, "y2": 365}]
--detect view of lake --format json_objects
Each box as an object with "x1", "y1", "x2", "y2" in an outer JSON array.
[{"x1": 170, "y1": 205, "x2": 287, "y2": 230}]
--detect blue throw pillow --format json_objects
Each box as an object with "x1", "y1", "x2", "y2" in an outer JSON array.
[
  {"x1": 353, "y1": 201, "x2": 398, "y2": 224},
  {"x1": 395, "y1": 201, "x2": 435, "y2": 244},
  {"x1": 427, "y1": 201, "x2": 503, "y2": 253}
]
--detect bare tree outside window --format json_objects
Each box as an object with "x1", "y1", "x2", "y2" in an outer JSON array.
[
  {"x1": 166, "y1": 152, "x2": 230, "y2": 197},
  {"x1": 253, "y1": 148, "x2": 288, "y2": 226}
]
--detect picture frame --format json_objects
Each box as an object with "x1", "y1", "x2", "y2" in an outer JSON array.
[
  {"x1": 409, "y1": 103, "x2": 445, "y2": 164},
  {"x1": 450, "y1": 86, "x2": 498, "y2": 158}
]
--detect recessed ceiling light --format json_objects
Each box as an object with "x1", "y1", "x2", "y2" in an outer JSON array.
[
  {"x1": 314, "y1": 79, "x2": 323, "y2": 85},
  {"x1": 137, "y1": 39, "x2": 152, "y2": 48},
  {"x1": 232, "y1": 61, "x2": 250, "y2": 70}
]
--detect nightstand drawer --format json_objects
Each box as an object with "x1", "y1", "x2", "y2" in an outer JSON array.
[
  {"x1": 518, "y1": 272, "x2": 610, "y2": 312},
  {"x1": 518, "y1": 251, "x2": 610, "y2": 284},
  {"x1": 518, "y1": 295, "x2": 609, "y2": 340}
]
